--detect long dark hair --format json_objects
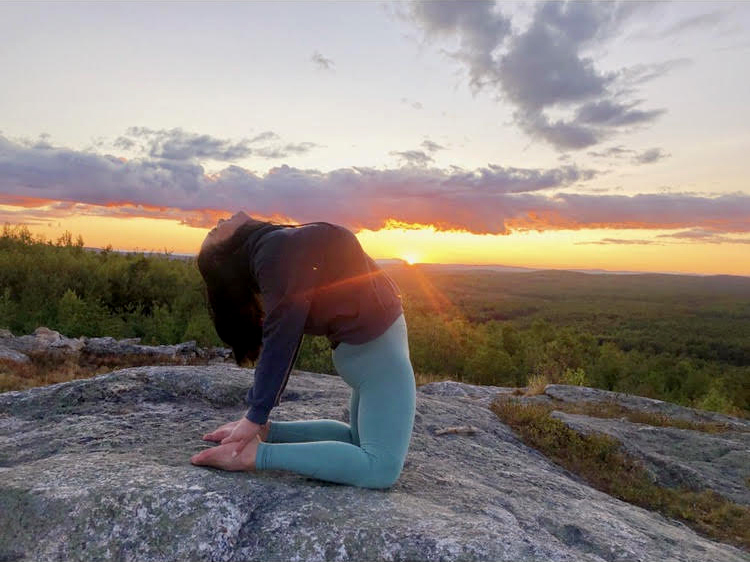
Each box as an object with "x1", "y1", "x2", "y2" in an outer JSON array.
[{"x1": 197, "y1": 221, "x2": 276, "y2": 367}]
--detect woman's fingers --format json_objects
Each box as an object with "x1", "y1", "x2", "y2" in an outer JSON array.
[
  {"x1": 203, "y1": 420, "x2": 241, "y2": 442},
  {"x1": 219, "y1": 418, "x2": 262, "y2": 454},
  {"x1": 218, "y1": 433, "x2": 250, "y2": 457},
  {"x1": 220, "y1": 433, "x2": 241, "y2": 445},
  {"x1": 232, "y1": 438, "x2": 248, "y2": 457},
  {"x1": 203, "y1": 428, "x2": 231, "y2": 442},
  {"x1": 231, "y1": 436, "x2": 257, "y2": 458}
]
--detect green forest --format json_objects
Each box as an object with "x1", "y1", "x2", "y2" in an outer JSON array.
[{"x1": 1, "y1": 224, "x2": 748, "y2": 417}]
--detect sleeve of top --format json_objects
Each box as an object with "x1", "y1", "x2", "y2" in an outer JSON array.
[{"x1": 244, "y1": 233, "x2": 321, "y2": 425}]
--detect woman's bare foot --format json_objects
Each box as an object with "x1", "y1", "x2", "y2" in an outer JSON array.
[
  {"x1": 203, "y1": 420, "x2": 271, "y2": 442},
  {"x1": 190, "y1": 437, "x2": 260, "y2": 471}
]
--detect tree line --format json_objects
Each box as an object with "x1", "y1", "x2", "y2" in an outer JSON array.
[{"x1": 1, "y1": 224, "x2": 747, "y2": 416}]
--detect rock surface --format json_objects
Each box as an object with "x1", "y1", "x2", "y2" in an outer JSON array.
[
  {"x1": 543, "y1": 384, "x2": 750, "y2": 431},
  {"x1": 1, "y1": 369, "x2": 748, "y2": 561},
  {"x1": 0, "y1": 326, "x2": 232, "y2": 365},
  {"x1": 492, "y1": 384, "x2": 750, "y2": 506},
  {"x1": 550, "y1": 411, "x2": 750, "y2": 506},
  {"x1": 0, "y1": 345, "x2": 31, "y2": 364},
  {"x1": 418, "y1": 379, "x2": 517, "y2": 407}
]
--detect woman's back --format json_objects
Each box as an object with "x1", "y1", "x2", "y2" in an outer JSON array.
[{"x1": 250, "y1": 221, "x2": 403, "y2": 348}]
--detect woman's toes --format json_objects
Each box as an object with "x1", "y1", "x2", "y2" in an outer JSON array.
[{"x1": 190, "y1": 441, "x2": 258, "y2": 471}]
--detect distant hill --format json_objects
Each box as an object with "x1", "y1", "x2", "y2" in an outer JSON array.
[
  {"x1": 401, "y1": 262, "x2": 537, "y2": 274},
  {"x1": 376, "y1": 261, "x2": 715, "y2": 277},
  {"x1": 81, "y1": 247, "x2": 743, "y2": 278}
]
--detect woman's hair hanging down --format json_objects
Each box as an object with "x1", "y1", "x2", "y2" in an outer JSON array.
[{"x1": 196, "y1": 221, "x2": 270, "y2": 367}]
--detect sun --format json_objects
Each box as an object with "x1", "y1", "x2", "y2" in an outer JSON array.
[{"x1": 402, "y1": 253, "x2": 419, "y2": 265}]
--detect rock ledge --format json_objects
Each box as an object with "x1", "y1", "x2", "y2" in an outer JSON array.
[{"x1": 1, "y1": 368, "x2": 748, "y2": 562}]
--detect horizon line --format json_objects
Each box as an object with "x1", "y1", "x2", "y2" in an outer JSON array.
[{"x1": 79, "y1": 246, "x2": 750, "y2": 279}]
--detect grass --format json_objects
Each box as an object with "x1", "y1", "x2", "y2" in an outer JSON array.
[
  {"x1": 414, "y1": 371, "x2": 458, "y2": 387},
  {"x1": 547, "y1": 399, "x2": 736, "y2": 434},
  {"x1": 524, "y1": 374, "x2": 550, "y2": 396},
  {"x1": 0, "y1": 352, "x2": 216, "y2": 393},
  {"x1": 491, "y1": 397, "x2": 750, "y2": 551}
]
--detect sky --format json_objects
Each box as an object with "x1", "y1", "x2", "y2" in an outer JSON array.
[{"x1": 1, "y1": 1, "x2": 749, "y2": 275}]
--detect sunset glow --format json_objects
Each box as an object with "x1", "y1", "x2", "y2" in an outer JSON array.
[
  {"x1": 2, "y1": 200, "x2": 749, "y2": 276},
  {"x1": 1, "y1": 2, "x2": 748, "y2": 276}
]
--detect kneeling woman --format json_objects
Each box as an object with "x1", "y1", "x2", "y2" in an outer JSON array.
[{"x1": 191, "y1": 211, "x2": 416, "y2": 489}]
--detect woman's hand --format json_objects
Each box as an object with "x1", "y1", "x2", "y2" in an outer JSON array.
[
  {"x1": 203, "y1": 420, "x2": 241, "y2": 443},
  {"x1": 204, "y1": 419, "x2": 270, "y2": 443},
  {"x1": 221, "y1": 417, "x2": 263, "y2": 457}
]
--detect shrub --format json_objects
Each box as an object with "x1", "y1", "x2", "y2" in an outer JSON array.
[
  {"x1": 697, "y1": 385, "x2": 735, "y2": 416},
  {"x1": 0, "y1": 287, "x2": 17, "y2": 330},
  {"x1": 297, "y1": 335, "x2": 335, "y2": 374},
  {"x1": 524, "y1": 373, "x2": 549, "y2": 396},
  {"x1": 562, "y1": 367, "x2": 587, "y2": 386}
]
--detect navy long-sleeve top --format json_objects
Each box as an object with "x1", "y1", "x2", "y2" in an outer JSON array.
[{"x1": 243, "y1": 221, "x2": 404, "y2": 424}]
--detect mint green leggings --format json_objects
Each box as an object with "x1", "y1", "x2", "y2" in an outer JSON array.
[{"x1": 255, "y1": 313, "x2": 416, "y2": 489}]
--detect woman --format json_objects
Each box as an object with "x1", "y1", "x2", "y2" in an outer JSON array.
[{"x1": 190, "y1": 211, "x2": 416, "y2": 489}]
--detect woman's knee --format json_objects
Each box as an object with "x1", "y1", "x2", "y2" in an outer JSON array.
[{"x1": 355, "y1": 456, "x2": 404, "y2": 489}]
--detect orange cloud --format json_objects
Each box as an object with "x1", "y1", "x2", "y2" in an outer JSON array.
[
  {"x1": 0, "y1": 194, "x2": 60, "y2": 208},
  {"x1": 1, "y1": 134, "x2": 749, "y2": 237}
]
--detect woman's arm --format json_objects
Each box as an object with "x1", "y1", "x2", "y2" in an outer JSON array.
[
  {"x1": 245, "y1": 292, "x2": 309, "y2": 424},
  {"x1": 244, "y1": 233, "x2": 321, "y2": 424}
]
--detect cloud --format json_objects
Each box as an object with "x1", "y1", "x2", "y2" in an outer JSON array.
[
  {"x1": 587, "y1": 145, "x2": 670, "y2": 165},
  {"x1": 409, "y1": 1, "x2": 673, "y2": 151},
  {"x1": 421, "y1": 140, "x2": 445, "y2": 152},
  {"x1": 575, "y1": 100, "x2": 664, "y2": 127},
  {"x1": 113, "y1": 136, "x2": 137, "y2": 150},
  {"x1": 17, "y1": 133, "x2": 54, "y2": 150},
  {"x1": 714, "y1": 40, "x2": 750, "y2": 53},
  {"x1": 576, "y1": 238, "x2": 662, "y2": 245},
  {"x1": 644, "y1": 10, "x2": 726, "y2": 40},
  {"x1": 531, "y1": 192, "x2": 750, "y2": 233},
  {"x1": 587, "y1": 145, "x2": 634, "y2": 159},
  {"x1": 1, "y1": 135, "x2": 749, "y2": 236},
  {"x1": 390, "y1": 150, "x2": 434, "y2": 167},
  {"x1": 254, "y1": 142, "x2": 319, "y2": 159},
  {"x1": 248, "y1": 131, "x2": 280, "y2": 143},
  {"x1": 112, "y1": 127, "x2": 313, "y2": 161},
  {"x1": 632, "y1": 147, "x2": 670, "y2": 165},
  {"x1": 284, "y1": 142, "x2": 319, "y2": 154},
  {"x1": 410, "y1": 0, "x2": 512, "y2": 90},
  {"x1": 311, "y1": 50, "x2": 335, "y2": 71},
  {"x1": 663, "y1": 10, "x2": 723, "y2": 36},
  {"x1": 0, "y1": 194, "x2": 222, "y2": 230},
  {"x1": 121, "y1": 127, "x2": 254, "y2": 161},
  {"x1": 401, "y1": 97, "x2": 423, "y2": 110},
  {"x1": 618, "y1": 58, "x2": 692, "y2": 86},
  {"x1": 657, "y1": 229, "x2": 750, "y2": 245},
  {"x1": 390, "y1": 141, "x2": 445, "y2": 166}
]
